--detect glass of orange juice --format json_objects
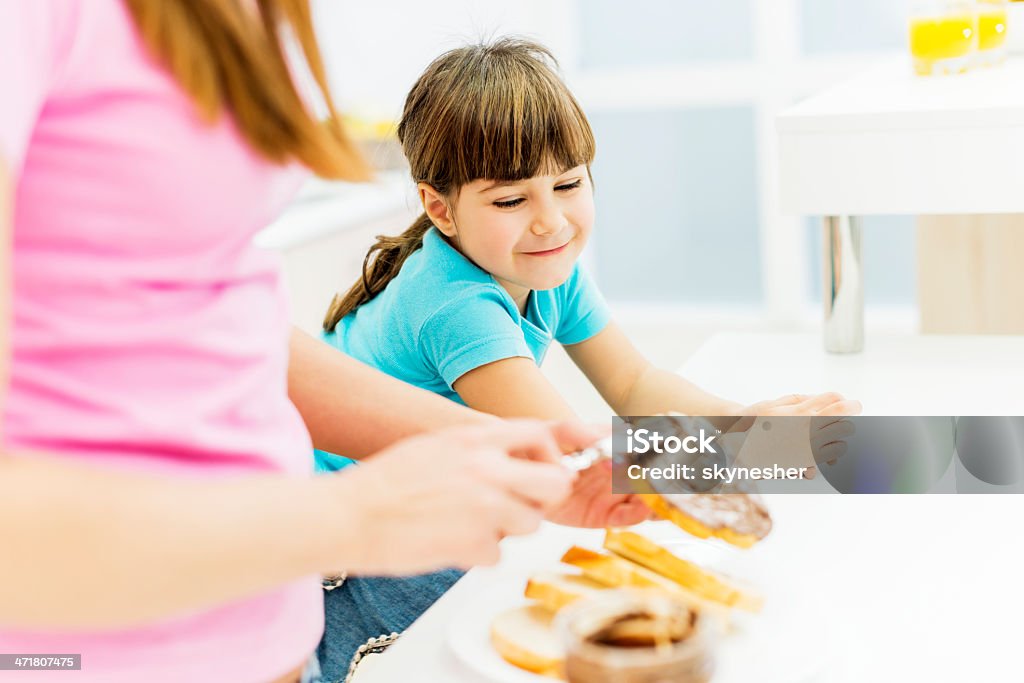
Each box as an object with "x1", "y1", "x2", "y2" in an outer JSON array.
[
  {"x1": 909, "y1": 0, "x2": 978, "y2": 75},
  {"x1": 976, "y1": 0, "x2": 1009, "y2": 64}
]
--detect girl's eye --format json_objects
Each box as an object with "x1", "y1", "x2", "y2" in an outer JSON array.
[{"x1": 493, "y1": 179, "x2": 582, "y2": 208}]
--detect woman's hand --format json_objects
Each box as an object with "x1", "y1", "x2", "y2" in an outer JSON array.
[{"x1": 326, "y1": 421, "x2": 576, "y2": 575}]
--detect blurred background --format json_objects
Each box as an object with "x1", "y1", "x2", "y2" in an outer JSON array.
[{"x1": 257, "y1": 0, "x2": 1014, "y2": 419}]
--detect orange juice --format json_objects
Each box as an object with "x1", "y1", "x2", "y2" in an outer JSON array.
[
  {"x1": 977, "y1": 9, "x2": 1008, "y2": 51},
  {"x1": 909, "y1": 14, "x2": 977, "y2": 74}
]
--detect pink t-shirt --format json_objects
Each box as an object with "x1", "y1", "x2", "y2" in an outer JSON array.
[{"x1": 0, "y1": 1, "x2": 323, "y2": 680}]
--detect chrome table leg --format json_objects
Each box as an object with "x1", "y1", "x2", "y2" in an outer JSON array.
[{"x1": 823, "y1": 215, "x2": 863, "y2": 354}]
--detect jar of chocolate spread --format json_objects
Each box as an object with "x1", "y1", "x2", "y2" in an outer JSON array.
[{"x1": 557, "y1": 590, "x2": 715, "y2": 683}]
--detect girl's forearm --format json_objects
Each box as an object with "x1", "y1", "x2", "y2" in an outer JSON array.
[
  {"x1": 0, "y1": 451, "x2": 359, "y2": 630},
  {"x1": 288, "y1": 328, "x2": 496, "y2": 457},
  {"x1": 614, "y1": 365, "x2": 742, "y2": 417}
]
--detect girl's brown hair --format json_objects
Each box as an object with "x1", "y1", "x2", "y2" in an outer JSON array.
[
  {"x1": 123, "y1": 0, "x2": 369, "y2": 180},
  {"x1": 322, "y1": 37, "x2": 596, "y2": 331}
]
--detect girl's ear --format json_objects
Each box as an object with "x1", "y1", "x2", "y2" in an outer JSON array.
[{"x1": 418, "y1": 183, "x2": 456, "y2": 237}]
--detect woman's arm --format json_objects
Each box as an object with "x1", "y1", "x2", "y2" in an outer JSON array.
[
  {"x1": 0, "y1": 426, "x2": 573, "y2": 630},
  {"x1": 565, "y1": 322, "x2": 742, "y2": 416},
  {"x1": 450, "y1": 356, "x2": 651, "y2": 528},
  {"x1": 0, "y1": 453, "x2": 355, "y2": 629},
  {"x1": 0, "y1": 157, "x2": 574, "y2": 629},
  {"x1": 288, "y1": 328, "x2": 497, "y2": 457},
  {"x1": 4, "y1": 159, "x2": 295, "y2": 626},
  {"x1": 0, "y1": 157, "x2": 329, "y2": 629}
]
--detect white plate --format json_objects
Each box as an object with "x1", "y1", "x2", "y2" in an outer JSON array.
[
  {"x1": 446, "y1": 567, "x2": 833, "y2": 683},
  {"x1": 446, "y1": 580, "x2": 552, "y2": 683}
]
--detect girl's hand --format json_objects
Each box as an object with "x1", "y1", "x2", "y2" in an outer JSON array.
[
  {"x1": 738, "y1": 391, "x2": 862, "y2": 417},
  {"x1": 545, "y1": 458, "x2": 652, "y2": 528},
  {"x1": 542, "y1": 421, "x2": 651, "y2": 528},
  {"x1": 723, "y1": 414, "x2": 857, "y2": 480},
  {"x1": 327, "y1": 421, "x2": 575, "y2": 575}
]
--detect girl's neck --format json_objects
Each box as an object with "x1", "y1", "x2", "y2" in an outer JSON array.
[
  {"x1": 442, "y1": 233, "x2": 530, "y2": 314},
  {"x1": 495, "y1": 278, "x2": 531, "y2": 315}
]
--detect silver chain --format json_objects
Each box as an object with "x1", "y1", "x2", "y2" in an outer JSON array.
[
  {"x1": 321, "y1": 573, "x2": 347, "y2": 591},
  {"x1": 342, "y1": 632, "x2": 401, "y2": 683}
]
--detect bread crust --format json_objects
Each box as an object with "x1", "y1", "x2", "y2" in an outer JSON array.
[
  {"x1": 603, "y1": 529, "x2": 762, "y2": 611},
  {"x1": 489, "y1": 604, "x2": 564, "y2": 677},
  {"x1": 639, "y1": 493, "x2": 768, "y2": 548}
]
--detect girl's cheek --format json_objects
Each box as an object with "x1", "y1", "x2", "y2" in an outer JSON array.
[
  {"x1": 572, "y1": 201, "x2": 596, "y2": 235},
  {"x1": 494, "y1": 215, "x2": 525, "y2": 247}
]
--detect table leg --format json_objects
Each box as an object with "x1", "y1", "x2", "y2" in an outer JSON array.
[{"x1": 823, "y1": 215, "x2": 863, "y2": 353}]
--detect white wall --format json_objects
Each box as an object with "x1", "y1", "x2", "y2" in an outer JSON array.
[
  {"x1": 312, "y1": 0, "x2": 562, "y2": 120},
  {"x1": 304, "y1": 0, "x2": 917, "y2": 327}
]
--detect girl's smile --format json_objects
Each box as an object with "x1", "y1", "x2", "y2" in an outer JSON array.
[
  {"x1": 521, "y1": 239, "x2": 572, "y2": 257},
  {"x1": 418, "y1": 164, "x2": 595, "y2": 306}
]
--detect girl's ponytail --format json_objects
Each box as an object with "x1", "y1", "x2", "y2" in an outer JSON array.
[{"x1": 322, "y1": 213, "x2": 434, "y2": 331}]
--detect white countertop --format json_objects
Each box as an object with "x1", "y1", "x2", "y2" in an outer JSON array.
[
  {"x1": 778, "y1": 57, "x2": 1024, "y2": 215},
  {"x1": 357, "y1": 332, "x2": 1024, "y2": 683},
  {"x1": 778, "y1": 58, "x2": 1024, "y2": 132},
  {"x1": 255, "y1": 172, "x2": 414, "y2": 250},
  {"x1": 679, "y1": 332, "x2": 1024, "y2": 415}
]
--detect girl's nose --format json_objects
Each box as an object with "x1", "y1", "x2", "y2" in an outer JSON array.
[{"x1": 530, "y1": 205, "x2": 568, "y2": 236}]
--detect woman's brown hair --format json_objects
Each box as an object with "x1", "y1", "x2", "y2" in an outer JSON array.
[
  {"x1": 123, "y1": 0, "x2": 369, "y2": 180},
  {"x1": 323, "y1": 37, "x2": 595, "y2": 331}
]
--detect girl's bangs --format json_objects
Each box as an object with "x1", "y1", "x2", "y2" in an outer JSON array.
[{"x1": 452, "y1": 67, "x2": 595, "y2": 185}]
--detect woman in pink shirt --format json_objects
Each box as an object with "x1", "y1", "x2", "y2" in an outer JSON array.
[{"x1": 0, "y1": 2, "x2": 649, "y2": 681}]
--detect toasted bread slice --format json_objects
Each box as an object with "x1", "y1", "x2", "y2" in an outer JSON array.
[
  {"x1": 524, "y1": 572, "x2": 607, "y2": 613},
  {"x1": 603, "y1": 529, "x2": 763, "y2": 612},
  {"x1": 559, "y1": 546, "x2": 728, "y2": 621},
  {"x1": 490, "y1": 604, "x2": 564, "y2": 678},
  {"x1": 640, "y1": 493, "x2": 769, "y2": 548}
]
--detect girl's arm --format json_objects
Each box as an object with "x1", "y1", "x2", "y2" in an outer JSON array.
[
  {"x1": 288, "y1": 328, "x2": 497, "y2": 457},
  {"x1": 565, "y1": 322, "x2": 742, "y2": 416},
  {"x1": 453, "y1": 356, "x2": 579, "y2": 420},
  {"x1": 448, "y1": 326, "x2": 736, "y2": 420},
  {"x1": 567, "y1": 322, "x2": 862, "y2": 418}
]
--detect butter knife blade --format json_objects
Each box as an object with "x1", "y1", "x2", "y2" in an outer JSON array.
[{"x1": 560, "y1": 436, "x2": 613, "y2": 472}]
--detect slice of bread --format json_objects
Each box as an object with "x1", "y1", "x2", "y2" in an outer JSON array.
[
  {"x1": 603, "y1": 529, "x2": 763, "y2": 612},
  {"x1": 524, "y1": 572, "x2": 607, "y2": 613},
  {"x1": 559, "y1": 546, "x2": 728, "y2": 622},
  {"x1": 639, "y1": 493, "x2": 770, "y2": 549},
  {"x1": 489, "y1": 604, "x2": 564, "y2": 678}
]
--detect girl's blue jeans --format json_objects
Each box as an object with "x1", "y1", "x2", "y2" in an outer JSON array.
[{"x1": 312, "y1": 569, "x2": 464, "y2": 683}]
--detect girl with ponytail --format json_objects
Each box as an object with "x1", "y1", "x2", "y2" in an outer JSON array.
[{"x1": 314, "y1": 37, "x2": 860, "y2": 680}]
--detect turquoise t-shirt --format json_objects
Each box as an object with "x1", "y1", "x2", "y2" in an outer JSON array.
[{"x1": 315, "y1": 227, "x2": 611, "y2": 472}]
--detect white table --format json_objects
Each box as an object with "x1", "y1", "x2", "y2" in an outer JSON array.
[
  {"x1": 358, "y1": 332, "x2": 1024, "y2": 682},
  {"x1": 777, "y1": 57, "x2": 1024, "y2": 353},
  {"x1": 255, "y1": 172, "x2": 413, "y2": 251}
]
